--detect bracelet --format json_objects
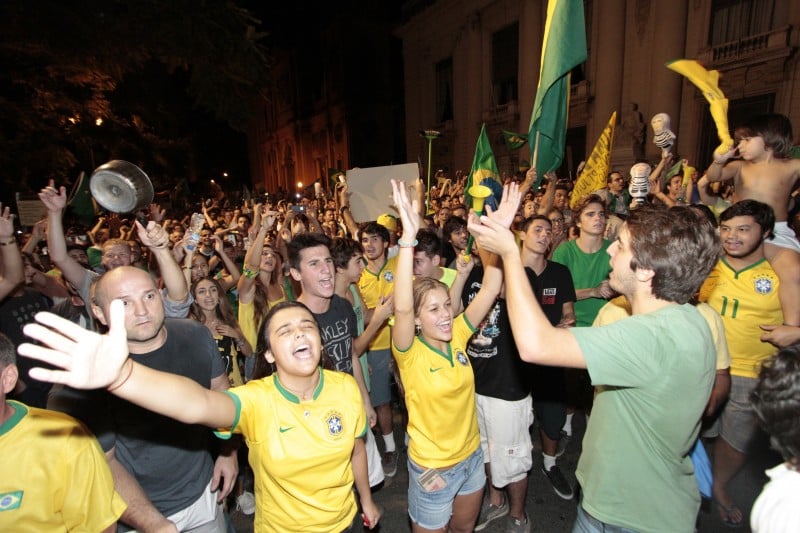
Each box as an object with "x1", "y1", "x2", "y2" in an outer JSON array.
[
  {"x1": 397, "y1": 238, "x2": 418, "y2": 248},
  {"x1": 108, "y1": 360, "x2": 134, "y2": 392},
  {"x1": 712, "y1": 160, "x2": 724, "y2": 166},
  {"x1": 242, "y1": 266, "x2": 259, "y2": 278},
  {"x1": 340, "y1": 206, "x2": 350, "y2": 215},
  {"x1": 0, "y1": 238, "x2": 16, "y2": 246}
]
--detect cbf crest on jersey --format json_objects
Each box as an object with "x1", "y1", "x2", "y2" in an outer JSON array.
[
  {"x1": 325, "y1": 410, "x2": 344, "y2": 438},
  {"x1": 383, "y1": 271, "x2": 394, "y2": 282},
  {"x1": 455, "y1": 350, "x2": 469, "y2": 366},
  {"x1": 753, "y1": 274, "x2": 776, "y2": 295}
]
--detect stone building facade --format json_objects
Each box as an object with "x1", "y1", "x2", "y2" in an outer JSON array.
[{"x1": 396, "y1": 0, "x2": 800, "y2": 179}]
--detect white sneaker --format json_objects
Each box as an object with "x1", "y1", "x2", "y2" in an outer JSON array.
[{"x1": 236, "y1": 491, "x2": 256, "y2": 515}]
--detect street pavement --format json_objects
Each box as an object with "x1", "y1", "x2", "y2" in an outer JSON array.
[{"x1": 231, "y1": 410, "x2": 780, "y2": 532}]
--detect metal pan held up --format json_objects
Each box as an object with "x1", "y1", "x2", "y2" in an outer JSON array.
[{"x1": 89, "y1": 160, "x2": 154, "y2": 214}]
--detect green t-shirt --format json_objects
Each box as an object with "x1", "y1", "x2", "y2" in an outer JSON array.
[
  {"x1": 571, "y1": 304, "x2": 715, "y2": 532},
  {"x1": 552, "y1": 239, "x2": 612, "y2": 327}
]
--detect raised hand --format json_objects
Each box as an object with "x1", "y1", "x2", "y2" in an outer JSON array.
[
  {"x1": 148, "y1": 203, "x2": 166, "y2": 223},
  {"x1": 211, "y1": 235, "x2": 225, "y2": 254},
  {"x1": 19, "y1": 300, "x2": 130, "y2": 389},
  {"x1": 136, "y1": 220, "x2": 169, "y2": 250},
  {"x1": 0, "y1": 204, "x2": 15, "y2": 239},
  {"x1": 38, "y1": 180, "x2": 67, "y2": 212},
  {"x1": 390, "y1": 179, "x2": 420, "y2": 240},
  {"x1": 484, "y1": 181, "x2": 522, "y2": 229},
  {"x1": 465, "y1": 182, "x2": 522, "y2": 259}
]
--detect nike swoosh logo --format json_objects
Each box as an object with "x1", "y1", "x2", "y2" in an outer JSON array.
[
  {"x1": 429, "y1": 368, "x2": 442, "y2": 373},
  {"x1": 279, "y1": 426, "x2": 294, "y2": 433}
]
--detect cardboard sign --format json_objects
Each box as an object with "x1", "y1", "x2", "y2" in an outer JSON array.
[
  {"x1": 346, "y1": 163, "x2": 420, "y2": 222},
  {"x1": 15, "y1": 194, "x2": 48, "y2": 227}
]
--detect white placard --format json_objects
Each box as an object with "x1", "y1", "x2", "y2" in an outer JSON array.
[{"x1": 346, "y1": 163, "x2": 420, "y2": 222}]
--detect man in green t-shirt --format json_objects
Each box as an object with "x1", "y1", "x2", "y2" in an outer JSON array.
[{"x1": 470, "y1": 191, "x2": 721, "y2": 533}]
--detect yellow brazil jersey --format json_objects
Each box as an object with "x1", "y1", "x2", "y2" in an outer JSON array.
[
  {"x1": 594, "y1": 296, "x2": 731, "y2": 371},
  {"x1": 0, "y1": 402, "x2": 126, "y2": 531},
  {"x1": 217, "y1": 370, "x2": 367, "y2": 533},
  {"x1": 358, "y1": 256, "x2": 398, "y2": 350},
  {"x1": 699, "y1": 258, "x2": 781, "y2": 378},
  {"x1": 393, "y1": 314, "x2": 480, "y2": 468}
]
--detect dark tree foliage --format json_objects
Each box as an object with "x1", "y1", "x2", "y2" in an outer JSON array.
[{"x1": 0, "y1": 0, "x2": 270, "y2": 200}]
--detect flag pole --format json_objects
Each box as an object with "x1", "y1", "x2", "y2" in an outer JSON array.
[
  {"x1": 420, "y1": 130, "x2": 442, "y2": 211},
  {"x1": 531, "y1": 131, "x2": 541, "y2": 170}
]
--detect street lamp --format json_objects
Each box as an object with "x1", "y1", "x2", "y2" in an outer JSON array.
[{"x1": 419, "y1": 129, "x2": 441, "y2": 210}]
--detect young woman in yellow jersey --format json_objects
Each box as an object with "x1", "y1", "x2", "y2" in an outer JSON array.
[
  {"x1": 389, "y1": 179, "x2": 514, "y2": 533},
  {"x1": 20, "y1": 301, "x2": 381, "y2": 533}
]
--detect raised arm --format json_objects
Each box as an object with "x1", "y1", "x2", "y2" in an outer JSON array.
[
  {"x1": 237, "y1": 212, "x2": 275, "y2": 304},
  {"x1": 390, "y1": 180, "x2": 421, "y2": 351},
  {"x1": 39, "y1": 181, "x2": 89, "y2": 289},
  {"x1": 338, "y1": 184, "x2": 360, "y2": 238},
  {"x1": 467, "y1": 186, "x2": 585, "y2": 368},
  {"x1": 705, "y1": 146, "x2": 740, "y2": 183},
  {"x1": 20, "y1": 301, "x2": 237, "y2": 428},
  {"x1": 136, "y1": 221, "x2": 188, "y2": 304},
  {"x1": 21, "y1": 219, "x2": 47, "y2": 256},
  {"x1": 536, "y1": 172, "x2": 557, "y2": 215},
  {"x1": 0, "y1": 205, "x2": 23, "y2": 300}
]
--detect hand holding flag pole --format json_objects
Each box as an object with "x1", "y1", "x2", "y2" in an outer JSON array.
[{"x1": 463, "y1": 184, "x2": 492, "y2": 260}]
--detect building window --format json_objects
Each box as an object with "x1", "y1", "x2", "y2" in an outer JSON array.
[
  {"x1": 435, "y1": 58, "x2": 453, "y2": 123},
  {"x1": 710, "y1": 0, "x2": 775, "y2": 45},
  {"x1": 492, "y1": 23, "x2": 519, "y2": 106}
]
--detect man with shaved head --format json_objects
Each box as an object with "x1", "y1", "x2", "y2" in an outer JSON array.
[{"x1": 53, "y1": 267, "x2": 235, "y2": 532}]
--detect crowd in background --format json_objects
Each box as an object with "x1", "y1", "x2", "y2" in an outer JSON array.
[{"x1": 2, "y1": 113, "x2": 800, "y2": 532}]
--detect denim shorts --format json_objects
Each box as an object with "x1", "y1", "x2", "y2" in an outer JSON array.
[
  {"x1": 407, "y1": 447, "x2": 486, "y2": 530},
  {"x1": 366, "y1": 349, "x2": 392, "y2": 406}
]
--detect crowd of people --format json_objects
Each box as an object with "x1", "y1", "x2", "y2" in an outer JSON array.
[{"x1": 2, "y1": 112, "x2": 800, "y2": 532}]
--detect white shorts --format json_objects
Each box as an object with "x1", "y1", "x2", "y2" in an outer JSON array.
[
  {"x1": 769, "y1": 221, "x2": 800, "y2": 252},
  {"x1": 366, "y1": 429, "x2": 385, "y2": 487},
  {"x1": 476, "y1": 394, "x2": 533, "y2": 487}
]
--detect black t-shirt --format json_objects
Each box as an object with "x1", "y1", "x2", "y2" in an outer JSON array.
[
  {"x1": 314, "y1": 294, "x2": 358, "y2": 374},
  {"x1": 461, "y1": 267, "x2": 530, "y2": 401},
  {"x1": 2, "y1": 288, "x2": 53, "y2": 407},
  {"x1": 524, "y1": 262, "x2": 576, "y2": 327},
  {"x1": 524, "y1": 262, "x2": 577, "y2": 398}
]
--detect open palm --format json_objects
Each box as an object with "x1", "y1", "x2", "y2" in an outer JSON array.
[{"x1": 18, "y1": 300, "x2": 131, "y2": 390}]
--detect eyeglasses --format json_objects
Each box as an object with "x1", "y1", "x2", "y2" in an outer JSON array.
[{"x1": 549, "y1": 218, "x2": 564, "y2": 224}]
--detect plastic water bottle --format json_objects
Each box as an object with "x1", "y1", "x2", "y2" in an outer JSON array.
[{"x1": 185, "y1": 213, "x2": 205, "y2": 251}]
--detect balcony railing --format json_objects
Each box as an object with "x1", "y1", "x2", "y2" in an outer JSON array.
[{"x1": 699, "y1": 26, "x2": 793, "y2": 68}]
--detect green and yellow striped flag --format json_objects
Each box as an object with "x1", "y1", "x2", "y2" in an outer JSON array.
[{"x1": 529, "y1": 0, "x2": 587, "y2": 187}]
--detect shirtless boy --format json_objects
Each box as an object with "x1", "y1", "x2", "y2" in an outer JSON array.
[{"x1": 706, "y1": 113, "x2": 800, "y2": 327}]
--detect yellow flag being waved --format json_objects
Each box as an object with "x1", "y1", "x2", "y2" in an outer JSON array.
[
  {"x1": 570, "y1": 111, "x2": 616, "y2": 210},
  {"x1": 666, "y1": 59, "x2": 734, "y2": 156}
]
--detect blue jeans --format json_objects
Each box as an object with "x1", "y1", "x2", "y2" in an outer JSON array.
[
  {"x1": 573, "y1": 501, "x2": 638, "y2": 533},
  {"x1": 407, "y1": 448, "x2": 486, "y2": 530}
]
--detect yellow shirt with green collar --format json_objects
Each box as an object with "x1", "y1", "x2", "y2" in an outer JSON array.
[
  {"x1": 699, "y1": 257, "x2": 781, "y2": 378},
  {"x1": 393, "y1": 313, "x2": 479, "y2": 468},
  {"x1": 0, "y1": 401, "x2": 126, "y2": 531},
  {"x1": 358, "y1": 256, "x2": 398, "y2": 350},
  {"x1": 216, "y1": 369, "x2": 367, "y2": 533}
]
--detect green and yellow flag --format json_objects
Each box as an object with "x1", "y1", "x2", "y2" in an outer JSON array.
[
  {"x1": 529, "y1": 0, "x2": 587, "y2": 186},
  {"x1": 465, "y1": 124, "x2": 501, "y2": 209},
  {"x1": 502, "y1": 130, "x2": 528, "y2": 151},
  {"x1": 570, "y1": 111, "x2": 615, "y2": 209}
]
